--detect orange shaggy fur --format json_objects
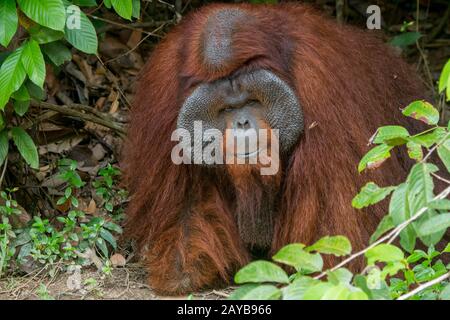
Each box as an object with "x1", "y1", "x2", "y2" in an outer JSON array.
[{"x1": 123, "y1": 3, "x2": 427, "y2": 295}]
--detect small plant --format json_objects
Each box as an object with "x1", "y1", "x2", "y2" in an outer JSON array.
[
  {"x1": 0, "y1": 188, "x2": 21, "y2": 277},
  {"x1": 92, "y1": 164, "x2": 127, "y2": 218}
]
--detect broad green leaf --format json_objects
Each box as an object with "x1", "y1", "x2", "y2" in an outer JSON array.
[
  {"x1": 348, "y1": 290, "x2": 369, "y2": 300},
  {"x1": 402, "y1": 100, "x2": 439, "y2": 125},
  {"x1": 389, "y1": 183, "x2": 409, "y2": 225},
  {"x1": 437, "y1": 137, "x2": 450, "y2": 172},
  {"x1": 428, "y1": 199, "x2": 450, "y2": 211},
  {"x1": 0, "y1": 114, "x2": 4, "y2": 131},
  {"x1": 0, "y1": 46, "x2": 26, "y2": 110},
  {"x1": 234, "y1": 261, "x2": 289, "y2": 284},
  {"x1": 373, "y1": 125, "x2": 409, "y2": 145},
  {"x1": 365, "y1": 244, "x2": 404, "y2": 265},
  {"x1": 13, "y1": 100, "x2": 30, "y2": 116},
  {"x1": 72, "y1": 0, "x2": 97, "y2": 6},
  {"x1": 21, "y1": 39, "x2": 45, "y2": 88},
  {"x1": 406, "y1": 141, "x2": 423, "y2": 161},
  {"x1": 132, "y1": 0, "x2": 140, "y2": 19},
  {"x1": 440, "y1": 283, "x2": 450, "y2": 300},
  {"x1": 11, "y1": 84, "x2": 30, "y2": 101},
  {"x1": 418, "y1": 213, "x2": 450, "y2": 236},
  {"x1": 100, "y1": 228, "x2": 116, "y2": 249},
  {"x1": 389, "y1": 32, "x2": 422, "y2": 48},
  {"x1": 306, "y1": 236, "x2": 352, "y2": 257},
  {"x1": 273, "y1": 245, "x2": 323, "y2": 274},
  {"x1": 358, "y1": 144, "x2": 393, "y2": 173},
  {"x1": 104, "y1": 0, "x2": 112, "y2": 9},
  {"x1": 17, "y1": 0, "x2": 66, "y2": 31},
  {"x1": 25, "y1": 80, "x2": 46, "y2": 100},
  {"x1": 95, "y1": 237, "x2": 108, "y2": 257},
  {"x1": 0, "y1": 130, "x2": 8, "y2": 167},
  {"x1": 352, "y1": 182, "x2": 395, "y2": 209},
  {"x1": 104, "y1": 221, "x2": 123, "y2": 234},
  {"x1": 64, "y1": 4, "x2": 98, "y2": 54},
  {"x1": 228, "y1": 284, "x2": 258, "y2": 300},
  {"x1": 0, "y1": 0, "x2": 18, "y2": 47},
  {"x1": 272, "y1": 243, "x2": 305, "y2": 268},
  {"x1": 404, "y1": 163, "x2": 444, "y2": 245},
  {"x1": 42, "y1": 41, "x2": 72, "y2": 66},
  {"x1": 302, "y1": 282, "x2": 334, "y2": 300},
  {"x1": 438, "y1": 59, "x2": 450, "y2": 94},
  {"x1": 11, "y1": 127, "x2": 39, "y2": 169},
  {"x1": 111, "y1": 0, "x2": 133, "y2": 20},
  {"x1": 29, "y1": 25, "x2": 64, "y2": 44},
  {"x1": 234, "y1": 285, "x2": 281, "y2": 300},
  {"x1": 327, "y1": 268, "x2": 353, "y2": 285},
  {"x1": 411, "y1": 127, "x2": 447, "y2": 148},
  {"x1": 443, "y1": 243, "x2": 450, "y2": 253},
  {"x1": 281, "y1": 277, "x2": 318, "y2": 300},
  {"x1": 370, "y1": 215, "x2": 394, "y2": 243},
  {"x1": 406, "y1": 163, "x2": 438, "y2": 215},
  {"x1": 399, "y1": 225, "x2": 416, "y2": 253}
]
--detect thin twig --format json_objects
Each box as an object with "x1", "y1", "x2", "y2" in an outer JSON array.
[
  {"x1": 397, "y1": 272, "x2": 450, "y2": 300},
  {"x1": 31, "y1": 100, "x2": 126, "y2": 135}
]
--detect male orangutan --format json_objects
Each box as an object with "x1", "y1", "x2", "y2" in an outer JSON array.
[{"x1": 123, "y1": 3, "x2": 426, "y2": 295}]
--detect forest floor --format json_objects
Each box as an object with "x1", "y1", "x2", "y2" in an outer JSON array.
[{"x1": 0, "y1": 263, "x2": 229, "y2": 300}]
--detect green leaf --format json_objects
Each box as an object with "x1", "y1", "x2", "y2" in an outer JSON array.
[
  {"x1": 437, "y1": 137, "x2": 450, "y2": 172},
  {"x1": 11, "y1": 127, "x2": 39, "y2": 169},
  {"x1": 0, "y1": 46, "x2": 26, "y2": 110},
  {"x1": 358, "y1": 144, "x2": 393, "y2": 173},
  {"x1": 352, "y1": 182, "x2": 395, "y2": 209},
  {"x1": 100, "y1": 228, "x2": 116, "y2": 249},
  {"x1": 228, "y1": 284, "x2": 259, "y2": 300},
  {"x1": 440, "y1": 283, "x2": 450, "y2": 300},
  {"x1": 438, "y1": 59, "x2": 450, "y2": 94},
  {"x1": 29, "y1": 25, "x2": 64, "y2": 44},
  {"x1": 234, "y1": 285, "x2": 281, "y2": 300},
  {"x1": 402, "y1": 100, "x2": 439, "y2": 125},
  {"x1": 12, "y1": 84, "x2": 30, "y2": 101},
  {"x1": 72, "y1": 0, "x2": 97, "y2": 6},
  {"x1": 306, "y1": 236, "x2": 352, "y2": 257},
  {"x1": 370, "y1": 215, "x2": 394, "y2": 243},
  {"x1": 0, "y1": 0, "x2": 18, "y2": 47},
  {"x1": 95, "y1": 237, "x2": 108, "y2": 257},
  {"x1": 0, "y1": 130, "x2": 9, "y2": 167},
  {"x1": 365, "y1": 244, "x2": 404, "y2": 265},
  {"x1": 418, "y1": 213, "x2": 450, "y2": 237},
  {"x1": 399, "y1": 225, "x2": 416, "y2": 253},
  {"x1": 373, "y1": 125, "x2": 409, "y2": 145},
  {"x1": 389, "y1": 32, "x2": 422, "y2": 48},
  {"x1": 104, "y1": 221, "x2": 122, "y2": 234},
  {"x1": 281, "y1": 277, "x2": 318, "y2": 300},
  {"x1": 302, "y1": 282, "x2": 334, "y2": 300},
  {"x1": 111, "y1": 0, "x2": 133, "y2": 20},
  {"x1": 428, "y1": 199, "x2": 450, "y2": 211},
  {"x1": 21, "y1": 39, "x2": 46, "y2": 88},
  {"x1": 64, "y1": 4, "x2": 98, "y2": 54},
  {"x1": 406, "y1": 141, "x2": 423, "y2": 161},
  {"x1": 104, "y1": 0, "x2": 111, "y2": 9},
  {"x1": 17, "y1": 0, "x2": 66, "y2": 31},
  {"x1": 327, "y1": 268, "x2": 353, "y2": 285},
  {"x1": 273, "y1": 244, "x2": 323, "y2": 273},
  {"x1": 13, "y1": 100, "x2": 30, "y2": 116},
  {"x1": 234, "y1": 261, "x2": 289, "y2": 284},
  {"x1": 132, "y1": 0, "x2": 140, "y2": 19},
  {"x1": 42, "y1": 41, "x2": 72, "y2": 66},
  {"x1": 411, "y1": 127, "x2": 446, "y2": 148}
]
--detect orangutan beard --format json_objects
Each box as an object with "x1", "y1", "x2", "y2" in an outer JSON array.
[{"x1": 225, "y1": 164, "x2": 282, "y2": 250}]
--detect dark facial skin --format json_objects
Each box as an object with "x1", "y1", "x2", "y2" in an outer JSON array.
[{"x1": 177, "y1": 69, "x2": 304, "y2": 162}]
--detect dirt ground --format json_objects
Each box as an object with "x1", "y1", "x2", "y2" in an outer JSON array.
[{"x1": 0, "y1": 263, "x2": 229, "y2": 300}]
